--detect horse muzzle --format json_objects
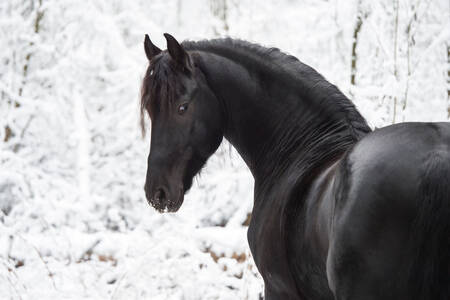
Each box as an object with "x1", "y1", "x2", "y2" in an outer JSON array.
[{"x1": 145, "y1": 182, "x2": 184, "y2": 213}]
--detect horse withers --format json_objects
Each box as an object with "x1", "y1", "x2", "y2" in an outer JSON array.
[{"x1": 140, "y1": 33, "x2": 450, "y2": 300}]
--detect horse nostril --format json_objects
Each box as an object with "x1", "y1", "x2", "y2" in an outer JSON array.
[{"x1": 154, "y1": 188, "x2": 166, "y2": 203}]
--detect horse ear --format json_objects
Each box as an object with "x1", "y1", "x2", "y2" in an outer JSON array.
[
  {"x1": 144, "y1": 34, "x2": 162, "y2": 61},
  {"x1": 163, "y1": 33, "x2": 189, "y2": 68}
]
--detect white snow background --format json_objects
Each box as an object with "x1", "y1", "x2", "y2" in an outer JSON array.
[{"x1": 0, "y1": 0, "x2": 449, "y2": 299}]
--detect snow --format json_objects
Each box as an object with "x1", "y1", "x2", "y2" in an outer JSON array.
[{"x1": 0, "y1": 0, "x2": 448, "y2": 299}]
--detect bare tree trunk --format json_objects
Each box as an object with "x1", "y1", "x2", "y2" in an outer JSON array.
[
  {"x1": 349, "y1": 0, "x2": 370, "y2": 99},
  {"x1": 447, "y1": 43, "x2": 450, "y2": 118},
  {"x1": 350, "y1": 0, "x2": 364, "y2": 88},
  {"x1": 210, "y1": 0, "x2": 229, "y2": 36},
  {"x1": 392, "y1": 0, "x2": 400, "y2": 123},
  {"x1": 403, "y1": 2, "x2": 418, "y2": 112},
  {"x1": 19, "y1": 0, "x2": 44, "y2": 97},
  {"x1": 4, "y1": 0, "x2": 44, "y2": 144}
]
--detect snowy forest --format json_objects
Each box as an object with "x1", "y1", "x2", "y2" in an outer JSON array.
[{"x1": 0, "y1": 0, "x2": 449, "y2": 299}]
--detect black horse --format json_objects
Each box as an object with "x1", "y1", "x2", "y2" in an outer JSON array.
[{"x1": 140, "y1": 34, "x2": 450, "y2": 300}]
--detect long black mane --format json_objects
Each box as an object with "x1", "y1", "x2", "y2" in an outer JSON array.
[
  {"x1": 182, "y1": 38, "x2": 370, "y2": 137},
  {"x1": 183, "y1": 39, "x2": 370, "y2": 189},
  {"x1": 141, "y1": 54, "x2": 186, "y2": 135}
]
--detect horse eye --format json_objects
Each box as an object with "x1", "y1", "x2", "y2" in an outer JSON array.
[{"x1": 178, "y1": 103, "x2": 188, "y2": 115}]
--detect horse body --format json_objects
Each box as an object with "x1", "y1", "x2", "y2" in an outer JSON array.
[
  {"x1": 141, "y1": 35, "x2": 450, "y2": 299},
  {"x1": 252, "y1": 122, "x2": 450, "y2": 300},
  {"x1": 325, "y1": 122, "x2": 450, "y2": 300}
]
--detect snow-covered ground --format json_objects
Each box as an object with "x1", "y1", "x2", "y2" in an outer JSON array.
[{"x1": 0, "y1": 0, "x2": 448, "y2": 299}]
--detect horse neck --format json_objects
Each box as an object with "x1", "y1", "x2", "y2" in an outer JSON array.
[{"x1": 194, "y1": 51, "x2": 369, "y2": 187}]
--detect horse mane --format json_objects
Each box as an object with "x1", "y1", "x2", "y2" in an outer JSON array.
[
  {"x1": 140, "y1": 54, "x2": 186, "y2": 136},
  {"x1": 181, "y1": 39, "x2": 370, "y2": 185},
  {"x1": 182, "y1": 38, "x2": 371, "y2": 141},
  {"x1": 141, "y1": 38, "x2": 371, "y2": 140}
]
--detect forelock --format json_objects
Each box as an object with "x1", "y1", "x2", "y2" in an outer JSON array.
[{"x1": 140, "y1": 54, "x2": 184, "y2": 136}]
